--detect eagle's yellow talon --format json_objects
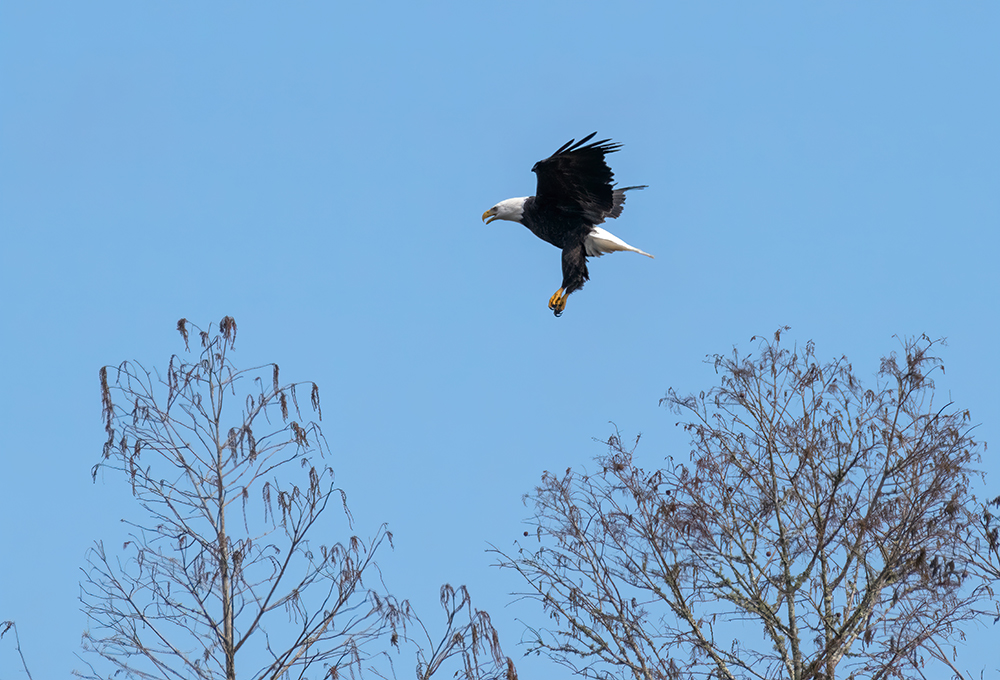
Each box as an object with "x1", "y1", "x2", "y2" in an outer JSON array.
[
  {"x1": 548, "y1": 289, "x2": 567, "y2": 317},
  {"x1": 548, "y1": 289, "x2": 562, "y2": 309}
]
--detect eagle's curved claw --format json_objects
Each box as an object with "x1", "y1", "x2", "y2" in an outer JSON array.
[{"x1": 548, "y1": 289, "x2": 567, "y2": 317}]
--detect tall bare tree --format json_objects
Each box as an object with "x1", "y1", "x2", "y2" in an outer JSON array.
[
  {"x1": 1, "y1": 621, "x2": 35, "y2": 680},
  {"x1": 80, "y1": 318, "x2": 514, "y2": 680},
  {"x1": 495, "y1": 331, "x2": 994, "y2": 680}
]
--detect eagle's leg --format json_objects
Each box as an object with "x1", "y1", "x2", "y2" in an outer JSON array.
[
  {"x1": 548, "y1": 288, "x2": 567, "y2": 317},
  {"x1": 550, "y1": 245, "x2": 589, "y2": 318}
]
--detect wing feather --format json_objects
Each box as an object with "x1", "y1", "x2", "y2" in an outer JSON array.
[{"x1": 531, "y1": 133, "x2": 622, "y2": 224}]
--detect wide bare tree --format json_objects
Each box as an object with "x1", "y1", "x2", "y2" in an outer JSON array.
[
  {"x1": 80, "y1": 317, "x2": 513, "y2": 680},
  {"x1": 496, "y1": 331, "x2": 994, "y2": 680}
]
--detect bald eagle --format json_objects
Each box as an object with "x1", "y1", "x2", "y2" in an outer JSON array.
[{"x1": 482, "y1": 133, "x2": 652, "y2": 317}]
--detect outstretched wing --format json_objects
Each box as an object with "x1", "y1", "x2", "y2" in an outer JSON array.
[{"x1": 531, "y1": 133, "x2": 620, "y2": 224}]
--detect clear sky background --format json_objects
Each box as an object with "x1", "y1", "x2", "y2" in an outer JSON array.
[{"x1": 2, "y1": 2, "x2": 998, "y2": 678}]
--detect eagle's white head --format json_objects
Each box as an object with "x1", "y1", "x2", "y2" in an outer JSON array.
[{"x1": 482, "y1": 197, "x2": 528, "y2": 224}]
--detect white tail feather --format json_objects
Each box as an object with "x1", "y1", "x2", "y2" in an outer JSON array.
[{"x1": 584, "y1": 227, "x2": 654, "y2": 259}]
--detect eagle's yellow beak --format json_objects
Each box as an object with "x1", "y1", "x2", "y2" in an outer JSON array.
[{"x1": 482, "y1": 208, "x2": 498, "y2": 224}]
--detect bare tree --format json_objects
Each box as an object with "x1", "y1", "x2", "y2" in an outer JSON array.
[
  {"x1": 495, "y1": 331, "x2": 993, "y2": 680},
  {"x1": 408, "y1": 585, "x2": 516, "y2": 680},
  {"x1": 977, "y1": 495, "x2": 1000, "y2": 583},
  {"x1": 2, "y1": 621, "x2": 36, "y2": 680},
  {"x1": 80, "y1": 317, "x2": 514, "y2": 680}
]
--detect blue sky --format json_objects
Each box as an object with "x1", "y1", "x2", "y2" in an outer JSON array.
[{"x1": 1, "y1": 2, "x2": 998, "y2": 678}]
